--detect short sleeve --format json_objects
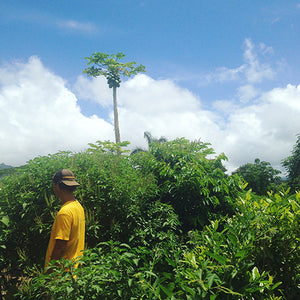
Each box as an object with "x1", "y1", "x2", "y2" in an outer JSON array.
[{"x1": 53, "y1": 212, "x2": 72, "y2": 241}]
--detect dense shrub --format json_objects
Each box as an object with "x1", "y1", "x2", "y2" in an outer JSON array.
[
  {"x1": 184, "y1": 189, "x2": 300, "y2": 299},
  {"x1": 131, "y1": 138, "x2": 244, "y2": 231},
  {"x1": 1, "y1": 139, "x2": 299, "y2": 298},
  {"x1": 0, "y1": 142, "x2": 172, "y2": 294},
  {"x1": 0, "y1": 151, "x2": 73, "y2": 293},
  {"x1": 237, "y1": 190, "x2": 300, "y2": 298},
  {"x1": 19, "y1": 189, "x2": 299, "y2": 299}
]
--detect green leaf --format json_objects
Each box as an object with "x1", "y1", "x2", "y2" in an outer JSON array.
[
  {"x1": 235, "y1": 249, "x2": 247, "y2": 258},
  {"x1": 162, "y1": 272, "x2": 172, "y2": 279},
  {"x1": 211, "y1": 220, "x2": 219, "y2": 231},
  {"x1": 252, "y1": 266, "x2": 260, "y2": 280},
  {"x1": 133, "y1": 258, "x2": 139, "y2": 266},
  {"x1": 227, "y1": 233, "x2": 238, "y2": 246},
  {"x1": 205, "y1": 251, "x2": 227, "y2": 265},
  {"x1": 128, "y1": 278, "x2": 133, "y2": 287},
  {"x1": 1, "y1": 215, "x2": 9, "y2": 227},
  {"x1": 231, "y1": 269, "x2": 238, "y2": 279},
  {"x1": 160, "y1": 284, "x2": 173, "y2": 297},
  {"x1": 271, "y1": 281, "x2": 282, "y2": 290},
  {"x1": 182, "y1": 286, "x2": 196, "y2": 296},
  {"x1": 145, "y1": 271, "x2": 157, "y2": 277},
  {"x1": 207, "y1": 273, "x2": 218, "y2": 288}
]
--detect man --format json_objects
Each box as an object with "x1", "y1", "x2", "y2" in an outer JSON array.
[{"x1": 44, "y1": 169, "x2": 85, "y2": 271}]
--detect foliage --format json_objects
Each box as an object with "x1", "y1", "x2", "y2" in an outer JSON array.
[
  {"x1": 0, "y1": 163, "x2": 14, "y2": 179},
  {"x1": 20, "y1": 187, "x2": 298, "y2": 299},
  {"x1": 87, "y1": 140, "x2": 131, "y2": 155},
  {"x1": 0, "y1": 143, "x2": 166, "y2": 294},
  {"x1": 185, "y1": 188, "x2": 300, "y2": 299},
  {"x1": 241, "y1": 189, "x2": 300, "y2": 298},
  {"x1": 18, "y1": 241, "x2": 181, "y2": 300},
  {"x1": 0, "y1": 152, "x2": 73, "y2": 284},
  {"x1": 131, "y1": 138, "x2": 244, "y2": 231},
  {"x1": 282, "y1": 134, "x2": 300, "y2": 192},
  {"x1": 1, "y1": 138, "x2": 299, "y2": 298},
  {"x1": 233, "y1": 158, "x2": 282, "y2": 195},
  {"x1": 83, "y1": 52, "x2": 146, "y2": 88}
]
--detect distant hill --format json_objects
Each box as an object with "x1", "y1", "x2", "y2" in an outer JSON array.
[
  {"x1": 0, "y1": 163, "x2": 13, "y2": 170},
  {"x1": 0, "y1": 163, "x2": 14, "y2": 179}
]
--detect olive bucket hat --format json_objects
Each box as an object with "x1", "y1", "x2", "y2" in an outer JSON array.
[{"x1": 53, "y1": 169, "x2": 80, "y2": 186}]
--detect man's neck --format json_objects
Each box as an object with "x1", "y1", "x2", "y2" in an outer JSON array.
[{"x1": 60, "y1": 192, "x2": 76, "y2": 204}]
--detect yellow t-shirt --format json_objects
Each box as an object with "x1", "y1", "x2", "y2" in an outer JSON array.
[{"x1": 45, "y1": 200, "x2": 85, "y2": 268}]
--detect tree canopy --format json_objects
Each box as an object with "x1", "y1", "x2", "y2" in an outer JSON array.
[
  {"x1": 282, "y1": 134, "x2": 300, "y2": 192},
  {"x1": 233, "y1": 158, "x2": 281, "y2": 195},
  {"x1": 83, "y1": 52, "x2": 146, "y2": 87}
]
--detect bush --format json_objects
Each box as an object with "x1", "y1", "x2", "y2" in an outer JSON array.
[
  {"x1": 0, "y1": 142, "x2": 170, "y2": 294},
  {"x1": 19, "y1": 189, "x2": 299, "y2": 299},
  {"x1": 1, "y1": 139, "x2": 299, "y2": 298},
  {"x1": 0, "y1": 151, "x2": 73, "y2": 293},
  {"x1": 131, "y1": 138, "x2": 244, "y2": 231}
]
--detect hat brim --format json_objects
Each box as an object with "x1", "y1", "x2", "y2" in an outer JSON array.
[{"x1": 61, "y1": 180, "x2": 80, "y2": 186}]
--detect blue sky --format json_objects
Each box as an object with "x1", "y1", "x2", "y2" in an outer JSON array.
[{"x1": 0, "y1": 0, "x2": 300, "y2": 172}]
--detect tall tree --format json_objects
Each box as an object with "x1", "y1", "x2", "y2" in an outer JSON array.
[
  {"x1": 233, "y1": 158, "x2": 281, "y2": 195},
  {"x1": 282, "y1": 134, "x2": 300, "y2": 192},
  {"x1": 83, "y1": 52, "x2": 146, "y2": 143}
]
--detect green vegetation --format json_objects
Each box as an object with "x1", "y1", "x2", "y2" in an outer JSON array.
[
  {"x1": 0, "y1": 138, "x2": 299, "y2": 299},
  {"x1": 233, "y1": 158, "x2": 282, "y2": 195},
  {"x1": 282, "y1": 134, "x2": 300, "y2": 193},
  {"x1": 0, "y1": 163, "x2": 13, "y2": 179}
]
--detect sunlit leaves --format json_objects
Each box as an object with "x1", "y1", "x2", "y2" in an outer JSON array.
[
  {"x1": 83, "y1": 52, "x2": 146, "y2": 88},
  {"x1": 2, "y1": 138, "x2": 299, "y2": 299}
]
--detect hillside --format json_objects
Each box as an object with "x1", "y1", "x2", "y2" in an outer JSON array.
[{"x1": 0, "y1": 163, "x2": 13, "y2": 169}]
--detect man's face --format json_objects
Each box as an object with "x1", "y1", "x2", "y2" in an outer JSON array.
[{"x1": 53, "y1": 182, "x2": 60, "y2": 198}]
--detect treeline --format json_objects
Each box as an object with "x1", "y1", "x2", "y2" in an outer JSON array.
[
  {"x1": 0, "y1": 137, "x2": 299, "y2": 299},
  {"x1": 234, "y1": 134, "x2": 300, "y2": 195}
]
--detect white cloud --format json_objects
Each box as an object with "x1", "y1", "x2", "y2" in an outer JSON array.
[
  {"x1": 74, "y1": 75, "x2": 111, "y2": 106},
  {"x1": 259, "y1": 43, "x2": 274, "y2": 55},
  {"x1": 120, "y1": 74, "x2": 201, "y2": 113},
  {"x1": 204, "y1": 65, "x2": 244, "y2": 84},
  {"x1": 237, "y1": 84, "x2": 259, "y2": 103},
  {"x1": 4, "y1": 10, "x2": 99, "y2": 35},
  {"x1": 118, "y1": 75, "x2": 222, "y2": 148},
  {"x1": 204, "y1": 38, "x2": 276, "y2": 85},
  {"x1": 74, "y1": 71, "x2": 300, "y2": 174},
  {"x1": 120, "y1": 75, "x2": 300, "y2": 171},
  {"x1": 243, "y1": 38, "x2": 275, "y2": 83},
  {"x1": 220, "y1": 84, "x2": 300, "y2": 171},
  {"x1": 1, "y1": 56, "x2": 300, "y2": 176},
  {"x1": 56, "y1": 20, "x2": 98, "y2": 34},
  {"x1": 212, "y1": 99, "x2": 237, "y2": 114},
  {"x1": 0, "y1": 57, "x2": 113, "y2": 166}
]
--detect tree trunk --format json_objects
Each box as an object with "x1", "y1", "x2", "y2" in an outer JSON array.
[{"x1": 113, "y1": 86, "x2": 121, "y2": 143}]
